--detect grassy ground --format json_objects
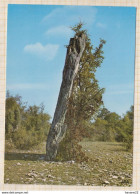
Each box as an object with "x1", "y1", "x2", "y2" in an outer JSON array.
[{"x1": 4, "y1": 140, "x2": 133, "y2": 186}]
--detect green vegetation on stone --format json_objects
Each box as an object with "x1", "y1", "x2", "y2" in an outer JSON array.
[{"x1": 57, "y1": 23, "x2": 106, "y2": 162}]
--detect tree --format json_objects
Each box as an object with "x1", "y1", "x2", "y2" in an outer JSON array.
[
  {"x1": 92, "y1": 105, "x2": 134, "y2": 150},
  {"x1": 5, "y1": 92, "x2": 22, "y2": 139},
  {"x1": 93, "y1": 111, "x2": 121, "y2": 142},
  {"x1": 97, "y1": 106, "x2": 110, "y2": 120},
  {"x1": 56, "y1": 23, "x2": 106, "y2": 161},
  {"x1": 13, "y1": 104, "x2": 51, "y2": 149},
  {"x1": 5, "y1": 92, "x2": 51, "y2": 149},
  {"x1": 93, "y1": 118, "x2": 108, "y2": 141},
  {"x1": 116, "y1": 106, "x2": 134, "y2": 150}
]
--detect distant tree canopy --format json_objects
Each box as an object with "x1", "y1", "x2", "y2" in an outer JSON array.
[
  {"x1": 93, "y1": 106, "x2": 134, "y2": 150},
  {"x1": 5, "y1": 91, "x2": 51, "y2": 149}
]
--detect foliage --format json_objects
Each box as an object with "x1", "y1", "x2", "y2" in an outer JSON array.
[
  {"x1": 93, "y1": 118, "x2": 108, "y2": 141},
  {"x1": 97, "y1": 106, "x2": 111, "y2": 119},
  {"x1": 93, "y1": 106, "x2": 134, "y2": 151},
  {"x1": 117, "y1": 106, "x2": 134, "y2": 150},
  {"x1": 5, "y1": 92, "x2": 23, "y2": 139},
  {"x1": 57, "y1": 23, "x2": 106, "y2": 161},
  {"x1": 5, "y1": 91, "x2": 51, "y2": 149},
  {"x1": 70, "y1": 21, "x2": 87, "y2": 37},
  {"x1": 93, "y1": 111, "x2": 121, "y2": 142}
]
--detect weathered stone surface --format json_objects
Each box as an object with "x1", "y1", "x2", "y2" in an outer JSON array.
[{"x1": 46, "y1": 33, "x2": 86, "y2": 161}]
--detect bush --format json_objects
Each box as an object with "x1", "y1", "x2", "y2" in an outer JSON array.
[
  {"x1": 12, "y1": 126, "x2": 47, "y2": 150},
  {"x1": 12, "y1": 127, "x2": 30, "y2": 149},
  {"x1": 5, "y1": 92, "x2": 51, "y2": 150},
  {"x1": 56, "y1": 135, "x2": 89, "y2": 162}
]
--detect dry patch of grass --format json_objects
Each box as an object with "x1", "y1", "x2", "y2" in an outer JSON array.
[
  {"x1": 4, "y1": 141, "x2": 133, "y2": 186},
  {"x1": 80, "y1": 141, "x2": 132, "y2": 186}
]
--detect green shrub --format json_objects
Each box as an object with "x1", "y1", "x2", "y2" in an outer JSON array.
[
  {"x1": 5, "y1": 92, "x2": 51, "y2": 150},
  {"x1": 12, "y1": 126, "x2": 47, "y2": 149},
  {"x1": 92, "y1": 106, "x2": 134, "y2": 151},
  {"x1": 56, "y1": 135, "x2": 89, "y2": 162}
]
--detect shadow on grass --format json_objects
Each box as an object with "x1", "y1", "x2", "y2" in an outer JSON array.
[{"x1": 5, "y1": 152, "x2": 46, "y2": 161}]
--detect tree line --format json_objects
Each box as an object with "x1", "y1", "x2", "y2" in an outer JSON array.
[
  {"x1": 89, "y1": 106, "x2": 133, "y2": 150},
  {"x1": 5, "y1": 90, "x2": 133, "y2": 153},
  {"x1": 5, "y1": 91, "x2": 51, "y2": 149}
]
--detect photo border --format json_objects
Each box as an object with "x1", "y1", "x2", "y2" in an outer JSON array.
[{"x1": 0, "y1": 0, "x2": 140, "y2": 191}]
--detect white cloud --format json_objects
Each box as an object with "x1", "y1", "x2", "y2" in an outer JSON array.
[
  {"x1": 42, "y1": 6, "x2": 97, "y2": 27},
  {"x1": 24, "y1": 42, "x2": 59, "y2": 61},
  {"x1": 7, "y1": 83, "x2": 49, "y2": 90},
  {"x1": 97, "y1": 22, "x2": 107, "y2": 29},
  {"x1": 45, "y1": 25, "x2": 73, "y2": 38}
]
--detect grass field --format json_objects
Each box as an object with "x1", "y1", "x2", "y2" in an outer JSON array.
[{"x1": 4, "y1": 140, "x2": 133, "y2": 186}]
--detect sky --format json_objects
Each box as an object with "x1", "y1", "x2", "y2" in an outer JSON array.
[{"x1": 6, "y1": 5, "x2": 136, "y2": 119}]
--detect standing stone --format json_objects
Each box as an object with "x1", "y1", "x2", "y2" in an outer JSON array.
[{"x1": 46, "y1": 33, "x2": 86, "y2": 161}]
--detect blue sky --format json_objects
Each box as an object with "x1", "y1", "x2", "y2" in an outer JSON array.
[{"x1": 6, "y1": 5, "x2": 136, "y2": 119}]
